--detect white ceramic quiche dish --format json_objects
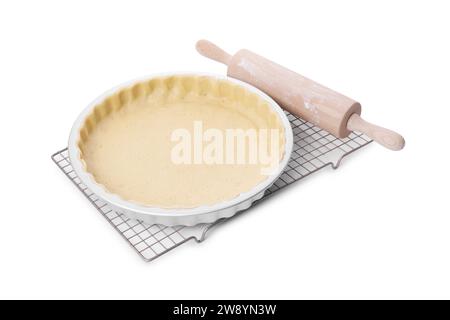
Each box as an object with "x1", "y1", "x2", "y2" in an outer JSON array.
[{"x1": 68, "y1": 73, "x2": 293, "y2": 226}]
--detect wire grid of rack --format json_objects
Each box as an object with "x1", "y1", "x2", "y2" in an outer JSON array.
[{"x1": 52, "y1": 111, "x2": 372, "y2": 262}]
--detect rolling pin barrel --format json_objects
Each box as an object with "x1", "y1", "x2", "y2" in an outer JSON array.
[
  {"x1": 228, "y1": 49, "x2": 361, "y2": 138},
  {"x1": 196, "y1": 40, "x2": 405, "y2": 150}
]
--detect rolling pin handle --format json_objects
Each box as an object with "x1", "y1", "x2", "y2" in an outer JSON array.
[
  {"x1": 347, "y1": 114, "x2": 405, "y2": 151},
  {"x1": 196, "y1": 40, "x2": 232, "y2": 66}
]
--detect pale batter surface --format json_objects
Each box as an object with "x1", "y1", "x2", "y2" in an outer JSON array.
[{"x1": 79, "y1": 76, "x2": 284, "y2": 208}]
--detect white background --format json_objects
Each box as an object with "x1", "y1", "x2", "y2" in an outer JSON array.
[{"x1": 0, "y1": 0, "x2": 449, "y2": 299}]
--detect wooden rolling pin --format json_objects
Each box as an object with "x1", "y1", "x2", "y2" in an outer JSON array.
[{"x1": 196, "y1": 40, "x2": 405, "y2": 151}]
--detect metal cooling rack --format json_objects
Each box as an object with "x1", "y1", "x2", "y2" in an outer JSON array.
[{"x1": 52, "y1": 112, "x2": 372, "y2": 262}]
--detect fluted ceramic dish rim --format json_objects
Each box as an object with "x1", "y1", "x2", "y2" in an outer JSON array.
[{"x1": 68, "y1": 72, "x2": 293, "y2": 226}]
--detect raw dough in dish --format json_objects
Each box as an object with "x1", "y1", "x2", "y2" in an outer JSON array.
[{"x1": 77, "y1": 76, "x2": 285, "y2": 208}]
